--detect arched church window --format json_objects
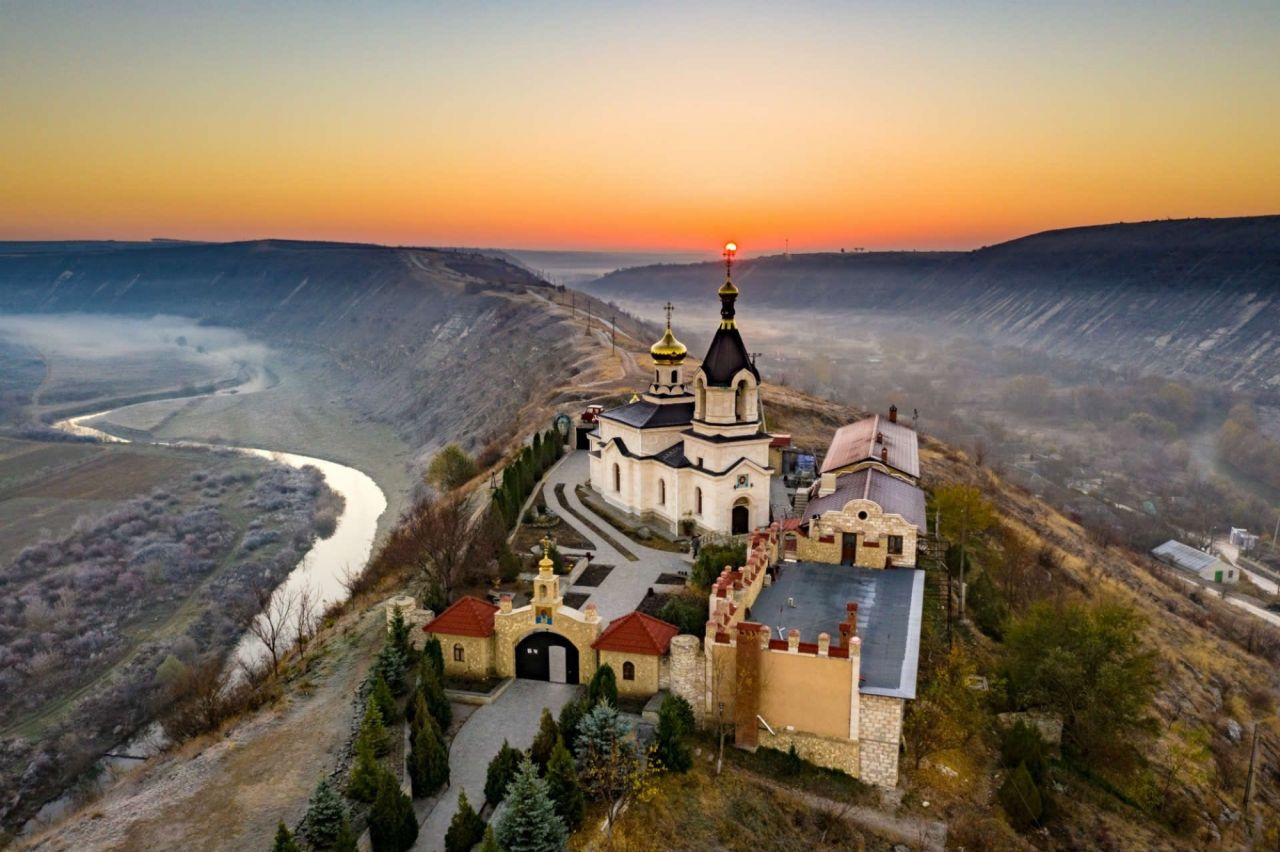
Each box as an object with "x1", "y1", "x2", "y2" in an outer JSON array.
[
  {"x1": 613, "y1": 463, "x2": 621, "y2": 492},
  {"x1": 735, "y1": 379, "x2": 749, "y2": 421},
  {"x1": 453, "y1": 644, "x2": 464, "y2": 662},
  {"x1": 659, "y1": 479, "x2": 666, "y2": 505},
  {"x1": 695, "y1": 487, "x2": 702, "y2": 515},
  {"x1": 622, "y1": 661, "x2": 635, "y2": 681},
  {"x1": 695, "y1": 379, "x2": 706, "y2": 419},
  {"x1": 670, "y1": 369, "x2": 677, "y2": 384}
]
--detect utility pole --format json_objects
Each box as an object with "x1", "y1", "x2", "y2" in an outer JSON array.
[
  {"x1": 1243, "y1": 722, "x2": 1260, "y2": 825},
  {"x1": 587, "y1": 303, "x2": 593, "y2": 334},
  {"x1": 570, "y1": 291, "x2": 576, "y2": 318},
  {"x1": 1272, "y1": 512, "x2": 1279, "y2": 554},
  {"x1": 611, "y1": 315, "x2": 616, "y2": 354},
  {"x1": 716, "y1": 702, "x2": 726, "y2": 777}
]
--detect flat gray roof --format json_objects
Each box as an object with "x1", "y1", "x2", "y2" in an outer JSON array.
[{"x1": 750, "y1": 562, "x2": 924, "y2": 699}]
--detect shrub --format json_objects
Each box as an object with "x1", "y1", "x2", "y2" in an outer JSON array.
[
  {"x1": 495, "y1": 757, "x2": 567, "y2": 852},
  {"x1": 690, "y1": 543, "x2": 746, "y2": 590},
  {"x1": 485, "y1": 739, "x2": 523, "y2": 804},
  {"x1": 427, "y1": 445, "x2": 479, "y2": 492},
  {"x1": 545, "y1": 735, "x2": 585, "y2": 831},
  {"x1": 478, "y1": 825, "x2": 501, "y2": 852},
  {"x1": 300, "y1": 778, "x2": 346, "y2": 846},
  {"x1": 657, "y1": 594, "x2": 707, "y2": 635},
  {"x1": 373, "y1": 642, "x2": 409, "y2": 695},
  {"x1": 968, "y1": 570, "x2": 1009, "y2": 640},
  {"x1": 368, "y1": 673, "x2": 399, "y2": 726},
  {"x1": 558, "y1": 695, "x2": 589, "y2": 753},
  {"x1": 498, "y1": 545, "x2": 522, "y2": 582},
  {"x1": 408, "y1": 709, "x2": 450, "y2": 798},
  {"x1": 271, "y1": 822, "x2": 301, "y2": 852},
  {"x1": 369, "y1": 770, "x2": 419, "y2": 852},
  {"x1": 529, "y1": 708, "x2": 559, "y2": 772},
  {"x1": 357, "y1": 700, "x2": 393, "y2": 757},
  {"x1": 332, "y1": 817, "x2": 358, "y2": 852},
  {"x1": 586, "y1": 663, "x2": 618, "y2": 709},
  {"x1": 346, "y1": 739, "x2": 383, "y2": 803},
  {"x1": 999, "y1": 719, "x2": 1047, "y2": 783},
  {"x1": 444, "y1": 790, "x2": 486, "y2": 852},
  {"x1": 422, "y1": 636, "x2": 445, "y2": 680},
  {"x1": 416, "y1": 655, "x2": 452, "y2": 730},
  {"x1": 998, "y1": 762, "x2": 1043, "y2": 832},
  {"x1": 654, "y1": 694, "x2": 694, "y2": 772}
]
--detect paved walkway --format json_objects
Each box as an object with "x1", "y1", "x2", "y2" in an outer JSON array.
[
  {"x1": 415, "y1": 680, "x2": 580, "y2": 850},
  {"x1": 545, "y1": 451, "x2": 691, "y2": 623}
]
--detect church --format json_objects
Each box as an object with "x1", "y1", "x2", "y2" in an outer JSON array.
[{"x1": 588, "y1": 243, "x2": 773, "y2": 536}]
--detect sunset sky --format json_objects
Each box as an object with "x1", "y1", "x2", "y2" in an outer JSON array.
[{"x1": 1, "y1": 1, "x2": 1278, "y2": 251}]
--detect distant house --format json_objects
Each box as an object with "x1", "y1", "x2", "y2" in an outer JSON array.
[
  {"x1": 1152, "y1": 539, "x2": 1238, "y2": 584},
  {"x1": 1230, "y1": 527, "x2": 1260, "y2": 552}
]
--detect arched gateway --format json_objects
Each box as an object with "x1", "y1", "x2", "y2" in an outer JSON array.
[{"x1": 515, "y1": 631, "x2": 580, "y2": 683}]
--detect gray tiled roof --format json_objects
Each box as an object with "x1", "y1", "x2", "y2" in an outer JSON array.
[
  {"x1": 700, "y1": 326, "x2": 759, "y2": 387},
  {"x1": 820, "y1": 415, "x2": 919, "y2": 479},
  {"x1": 804, "y1": 469, "x2": 926, "y2": 531},
  {"x1": 751, "y1": 563, "x2": 924, "y2": 699},
  {"x1": 598, "y1": 400, "x2": 694, "y2": 429}
]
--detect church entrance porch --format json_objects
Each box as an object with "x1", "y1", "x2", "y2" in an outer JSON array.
[
  {"x1": 732, "y1": 500, "x2": 750, "y2": 535},
  {"x1": 515, "y1": 631, "x2": 581, "y2": 684}
]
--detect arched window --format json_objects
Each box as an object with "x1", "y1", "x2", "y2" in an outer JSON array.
[
  {"x1": 695, "y1": 378, "x2": 706, "y2": 419},
  {"x1": 659, "y1": 479, "x2": 666, "y2": 505},
  {"x1": 735, "y1": 379, "x2": 749, "y2": 421},
  {"x1": 622, "y1": 661, "x2": 635, "y2": 681},
  {"x1": 670, "y1": 369, "x2": 677, "y2": 384},
  {"x1": 453, "y1": 644, "x2": 465, "y2": 662},
  {"x1": 695, "y1": 487, "x2": 702, "y2": 515},
  {"x1": 613, "y1": 463, "x2": 621, "y2": 492}
]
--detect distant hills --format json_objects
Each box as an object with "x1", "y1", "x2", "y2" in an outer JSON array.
[
  {"x1": 0, "y1": 239, "x2": 581, "y2": 452},
  {"x1": 587, "y1": 216, "x2": 1280, "y2": 391}
]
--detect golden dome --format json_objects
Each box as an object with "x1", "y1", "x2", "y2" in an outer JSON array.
[
  {"x1": 650, "y1": 301, "x2": 687, "y2": 365},
  {"x1": 717, "y1": 277, "x2": 739, "y2": 297},
  {"x1": 650, "y1": 324, "x2": 687, "y2": 364}
]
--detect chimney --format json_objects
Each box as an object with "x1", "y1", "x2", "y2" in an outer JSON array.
[
  {"x1": 880, "y1": 447, "x2": 888, "y2": 462},
  {"x1": 889, "y1": 405, "x2": 898, "y2": 423},
  {"x1": 817, "y1": 472, "x2": 838, "y2": 497},
  {"x1": 838, "y1": 602, "x2": 859, "y2": 645},
  {"x1": 787, "y1": 628, "x2": 800, "y2": 653},
  {"x1": 817, "y1": 632, "x2": 830, "y2": 657}
]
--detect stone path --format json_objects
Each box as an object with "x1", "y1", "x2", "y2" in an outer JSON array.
[
  {"x1": 414, "y1": 680, "x2": 580, "y2": 850},
  {"x1": 544, "y1": 451, "x2": 691, "y2": 623}
]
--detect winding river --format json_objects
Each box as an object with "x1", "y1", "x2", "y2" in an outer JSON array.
[
  {"x1": 54, "y1": 393, "x2": 388, "y2": 669},
  {"x1": 26, "y1": 386, "x2": 388, "y2": 833}
]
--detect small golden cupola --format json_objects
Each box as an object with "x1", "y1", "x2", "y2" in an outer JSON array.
[{"x1": 649, "y1": 301, "x2": 688, "y2": 365}]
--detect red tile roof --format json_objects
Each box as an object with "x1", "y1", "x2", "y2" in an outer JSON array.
[
  {"x1": 593, "y1": 611, "x2": 681, "y2": 656},
  {"x1": 423, "y1": 596, "x2": 498, "y2": 638}
]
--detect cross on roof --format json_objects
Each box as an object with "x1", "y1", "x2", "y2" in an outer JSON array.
[{"x1": 663, "y1": 301, "x2": 674, "y2": 325}]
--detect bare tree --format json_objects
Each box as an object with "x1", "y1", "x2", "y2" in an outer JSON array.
[
  {"x1": 248, "y1": 584, "x2": 297, "y2": 676},
  {"x1": 293, "y1": 583, "x2": 318, "y2": 663},
  {"x1": 412, "y1": 496, "x2": 501, "y2": 602}
]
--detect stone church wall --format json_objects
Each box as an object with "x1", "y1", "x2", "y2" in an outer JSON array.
[{"x1": 858, "y1": 693, "x2": 904, "y2": 787}]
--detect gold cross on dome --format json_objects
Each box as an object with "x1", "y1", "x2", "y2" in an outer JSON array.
[{"x1": 663, "y1": 301, "x2": 674, "y2": 326}]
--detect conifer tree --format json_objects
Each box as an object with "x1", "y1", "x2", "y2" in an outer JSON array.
[
  {"x1": 388, "y1": 605, "x2": 415, "y2": 664},
  {"x1": 444, "y1": 790, "x2": 486, "y2": 852},
  {"x1": 423, "y1": 635, "x2": 445, "y2": 680},
  {"x1": 417, "y1": 654, "x2": 452, "y2": 730},
  {"x1": 369, "y1": 672, "x2": 400, "y2": 725},
  {"x1": 271, "y1": 822, "x2": 301, "y2": 852},
  {"x1": 300, "y1": 777, "x2": 346, "y2": 847},
  {"x1": 357, "y1": 698, "x2": 393, "y2": 757},
  {"x1": 369, "y1": 770, "x2": 419, "y2": 852},
  {"x1": 574, "y1": 703, "x2": 637, "y2": 803},
  {"x1": 545, "y1": 735, "x2": 585, "y2": 831},
  {"x1": 529, "y1": 708, "x2": 559, "y2": 772},
  {"x1": 485, "y1": 739, "x2": 523, "y2": 804},
  {"x1": 557, "y1": 696, "x2": 588, "y2": 754},
  {"x1": 373, "y1": 641, "x2": 409, "y2": 694},
  {"x1": 496, "y1": 758, "x2": 567, "y2": 852},
  {"x1": 478, "y1": 824, "x2": 502, "y2": 852},
  {"x1": 408, "y1": 709, "x2": 450, "y2": 797},
  {"x1": 332, "y1": 817, "x2": 358, "y2": 852},
  {"x1": 998, "y1": 761, "x2": 1043, "y2": 832},
  {"x1": 653, "y1": 694, "x2": 693, "y2": 773},
  {"x1": 347, "y1": 739, "x2": 383, "y2": 803},
  {"x1": 586, "y1": 663, "x2": 618, "y2": 708}
]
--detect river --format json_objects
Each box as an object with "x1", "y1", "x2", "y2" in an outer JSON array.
[{"x1": 26, "y1": 387, "x2": 388, "y2": 833}]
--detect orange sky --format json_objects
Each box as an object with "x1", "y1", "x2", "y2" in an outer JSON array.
[{"x1": 1, "y1": 2, "x2": 1278, "y2": 250}]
